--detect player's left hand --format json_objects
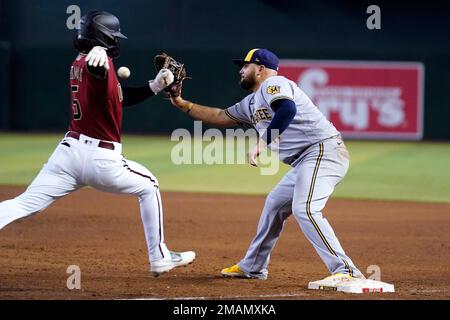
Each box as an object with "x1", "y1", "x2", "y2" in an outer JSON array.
[
  {"x1": 247, "y1": 139, "x2": 267, "y2": 167},
  {"x1": 85, "y1": 46, "x2": 110, "y2": 70},
  {"x1": 149, "y1": 69, "x2": 174, "y2": 94}
]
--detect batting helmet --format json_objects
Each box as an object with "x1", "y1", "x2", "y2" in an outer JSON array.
[{"x1": 74, "y1": 11, "x2": 127, "y2": 58}]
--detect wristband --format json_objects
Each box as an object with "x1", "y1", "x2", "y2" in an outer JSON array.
[{"x1": 186, "y1": 102, "x2": 194, "y2": 113}]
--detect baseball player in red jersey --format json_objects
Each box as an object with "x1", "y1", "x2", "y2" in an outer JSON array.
[{"x1": 0, "y1": 11, "x2": 195, "y2": 277}]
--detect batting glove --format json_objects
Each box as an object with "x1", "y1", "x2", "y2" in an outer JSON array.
[
  {"x1": 85, "y1": 46, "x2": 109, "y2": 70},
  {"x1": 149, "y1": 69, "x2": 174, "y2": 94}
]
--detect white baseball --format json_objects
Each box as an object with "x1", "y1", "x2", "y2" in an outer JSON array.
[{"x1": 117, "y1": 66, "x2": 131, "y2": 79}]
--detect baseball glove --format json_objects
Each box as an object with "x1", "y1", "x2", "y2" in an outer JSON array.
[{"x1": 154, "y1": 52, "x2": 188, "y2": 97}]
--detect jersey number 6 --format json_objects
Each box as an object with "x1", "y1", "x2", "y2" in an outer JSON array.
[{"x1": 71, "y1": 85, "x2": 82, "y2": 120}]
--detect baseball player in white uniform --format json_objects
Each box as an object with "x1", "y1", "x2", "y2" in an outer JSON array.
[
  {"x1": 169, "y1": 48, "x2": 364, "y2": 287},
  {"x1": 0, "y1": 11, "x2": 195, "y2": 277}
]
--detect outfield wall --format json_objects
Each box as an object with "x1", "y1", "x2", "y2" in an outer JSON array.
[{"x1": 1, "y1": 0, "x2": 449, "y2": 139}]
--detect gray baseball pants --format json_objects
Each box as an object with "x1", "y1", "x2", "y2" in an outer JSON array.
[{"x1": 238, "y1": 136, "x2": 362, "y2": 277}]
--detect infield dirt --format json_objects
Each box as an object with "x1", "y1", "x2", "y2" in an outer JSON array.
[{"x1": 0, "y1": 186, "x2": 448, "y2": 299}]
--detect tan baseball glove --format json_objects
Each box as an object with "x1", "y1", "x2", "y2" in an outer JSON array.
[{"x1": 154, "y1": 52, "x2": 189, "y2": 97}]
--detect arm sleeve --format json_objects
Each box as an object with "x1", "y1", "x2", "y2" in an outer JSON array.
[
  {"x1": 122, "y1": 83, "x2": 156, "y2": 107},
  {"x1": 261, "y1": 98, "x2": 297, "y2": 145}
]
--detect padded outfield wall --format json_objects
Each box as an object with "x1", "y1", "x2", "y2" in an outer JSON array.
[{"x1": 0, "y1": 0, "x2": 449, "y2": 139}]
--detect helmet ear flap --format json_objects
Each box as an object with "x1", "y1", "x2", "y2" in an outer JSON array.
[{"x1": 107, "y1": 38, "x2": 121, "y2": 58}]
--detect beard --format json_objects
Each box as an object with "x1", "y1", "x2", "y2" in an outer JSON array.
[{"x1": 239, "y1": 74, "x2": 256, "y2": 91}]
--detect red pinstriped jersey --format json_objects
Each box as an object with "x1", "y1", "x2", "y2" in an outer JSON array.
[{"x1": 68, "y1": 54, "x2": 123, "y2": 142}]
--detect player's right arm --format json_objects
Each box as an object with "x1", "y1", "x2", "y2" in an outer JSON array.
[{"x1": 170, "y1": 96, "x2": 238, "y2": 128}]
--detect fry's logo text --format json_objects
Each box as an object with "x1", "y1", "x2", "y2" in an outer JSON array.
[{"x1": 300, "y1": 69, "x2": 404, "y2": 130}]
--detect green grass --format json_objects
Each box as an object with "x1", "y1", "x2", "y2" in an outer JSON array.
[{"x1": 0, "y1": 133, "x2": 449, "y2": 203}]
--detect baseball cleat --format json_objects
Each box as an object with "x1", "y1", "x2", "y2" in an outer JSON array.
[
  {"x1": 307, "y1": 273, "x2": 362, "y2": 291},
  {"x1": 221, "y1": 264, "x2": 268, "y2": 280},
  {"x1": 151, "y1": 250, "x2": 196, "y2": 277},
  {"x1": 169, "y1": 251, "x2": 196, "y2": 267}
]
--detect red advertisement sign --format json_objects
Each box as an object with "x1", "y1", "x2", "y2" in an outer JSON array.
[{"x1": 279, "y1": 60, "x2": 424, "y2": 140}]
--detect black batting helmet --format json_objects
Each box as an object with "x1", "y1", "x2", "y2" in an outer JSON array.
[{"x1": 74, "y1": 11, "x2": 127, "y2": 58}]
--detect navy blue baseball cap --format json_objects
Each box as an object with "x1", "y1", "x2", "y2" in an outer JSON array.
[{"x1": 233, "y1": 48, "x2": 279, "y2": 71}]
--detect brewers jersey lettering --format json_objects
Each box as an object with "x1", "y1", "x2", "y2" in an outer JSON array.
[{"x1": 225, "y1": 75, "x2": 340, "y2": 165}]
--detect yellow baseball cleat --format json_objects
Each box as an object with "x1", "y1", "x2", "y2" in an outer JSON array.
[{"x1": 221, "y1": 264, "x2": 268, "y2": 280}]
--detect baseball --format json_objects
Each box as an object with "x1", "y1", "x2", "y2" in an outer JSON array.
[{"x1": 117, "y1": 66, "x2": 131, "y2": 79}]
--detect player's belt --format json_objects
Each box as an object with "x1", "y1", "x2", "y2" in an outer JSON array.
[{"x1": 66, "y1": 131, "x2": 115, "y2": 150}]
